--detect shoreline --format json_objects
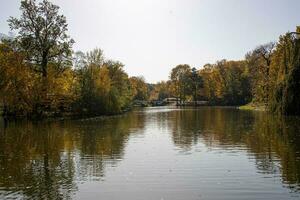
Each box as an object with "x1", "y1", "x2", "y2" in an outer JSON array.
[
  {"x1": 1, "y1": 104, "x2": 267, "y2": 122},
  {"x1": 0, "y1": 109, "x2": 132, "y2": 122},
  {"x1": 238, "y1": 103, "x2": 266, "y2": 111}
]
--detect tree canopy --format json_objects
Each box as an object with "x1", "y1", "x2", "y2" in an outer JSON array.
[{"x1": 8, "y1": 0, "x2": 74, "y2": 78}]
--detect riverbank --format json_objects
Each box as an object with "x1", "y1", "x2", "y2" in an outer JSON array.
[
  {"x1": 0, "y1": 106, "x2": 133, "y2": 122},
  {"x1": 239, "y1": 103, "x2": 266, "y2": 111}
]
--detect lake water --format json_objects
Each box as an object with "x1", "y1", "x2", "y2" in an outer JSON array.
[{"x1": 1, "y1": 107, "x2": 300, "y2": 200}]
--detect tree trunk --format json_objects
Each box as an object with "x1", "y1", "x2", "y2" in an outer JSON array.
[{"x1": 41, "y1": 55, "x2": 48, "y2": 115}]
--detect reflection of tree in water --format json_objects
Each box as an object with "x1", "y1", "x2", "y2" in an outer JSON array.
[
  {"x1": 246, "y1": 114, "x2": 300, "y2": 191},
  {"x1": 167, "y1": 107, "x2": 253, "y2": 150},
  {"x1": 168, "y1": 107, "x2": 300, "y2": 191},
  {"x1": 163, "y1": 109, "x2": 202, "y2": 150},
  {"x1": 69, "y1": 112, "x2": 145, "y2": 181},
  {"x1": 0, "y1": 122, "x2": 76, "y2": 200},
  {"x1": 0, "y1": 112, "x2": 145, "y2": 199}
]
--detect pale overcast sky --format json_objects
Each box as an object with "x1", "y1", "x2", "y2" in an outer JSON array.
[{"x1": 0, "y1": 0, "x2": 299, "y2": 83}]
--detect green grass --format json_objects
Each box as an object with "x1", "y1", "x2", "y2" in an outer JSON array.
[{"x1": 239, "y1": 103, "x2": 266, "y2": 111}]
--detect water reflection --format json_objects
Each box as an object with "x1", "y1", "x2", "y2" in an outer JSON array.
[
  {"x1": 1, "y1": 107, "x2": 300, "y2": 199},
  {"x1": 166, "y1": 107, "x2": 300, "y2": 191},
  {"x1": 0, "y1": 112, "x2": 145, "y2": 199}
]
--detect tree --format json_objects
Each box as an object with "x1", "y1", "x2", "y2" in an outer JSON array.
[
  {"x1": 73, "y1": 51, "x2": 87, "y2": 70},
  {"x1": 74, "y1": 48, "x2": 107, "y2": 115},
  {"x1": 0, "y1": 41, "x2": 35, "y2": 116},
  {"x1": 8, "y1": 0, "x2": 74, "y2": 78},
  {"x1": 268, "y1": 30, "x2": 300, "y2": 115},
  {"x1": 129, "y1": 76, "x2": 149, "y2": 101},
  {"x1": 190, "y1": 67, "x2": 203, "y2": 103},
  {"x1": 104, "y1": 60, "x2": 133, "y2": 111},
  {"x1": 86, "y1": 48, "x2": 104, "y2": 66},
  {"x1": 254, "y1": 42, "x2": 275, "y2": 68},
  {"x1": 247, "y1": 42, "x2": 275, "y2": 104},
  {"x1": 149, "y1": 81, "x2": 171, "y2": 101},
  {"x1": 170, "y1": 64, "x2": 191, "y2": 104},
  {"x1": 74, "y1": 49, "x2": 133, "y2": 115},
  {"x1": 198, "y1": 60, "x2": 251, "y2": 105}
]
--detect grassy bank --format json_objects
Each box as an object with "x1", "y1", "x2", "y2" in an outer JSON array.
[{"x1": 239, "y1": 103, "x2": 266, "y2": 111}]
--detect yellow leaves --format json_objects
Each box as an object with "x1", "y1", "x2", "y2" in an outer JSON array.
[
  {"x1": 149, "y1": 81, "x2": 170, "y2": 101},
  {"x1": 129, "y1": 78, "x2": 138, "y2": 98},
  {"x1": 198, "y1": 60, "x2": 251, "y2": 105},
  {"x1": 47, "y1": 66, "x2": 76, "y2": 96},
  {"x1": 0, "y1": 42, "x2": 79, "y2": 116},
  {"x1": 94, "y1": 66, "x2": 111, "y2": 96},
  {"x1": 129, "y1": 76, "x2": 148, "y2": 101},
  {"x1": 0, "y1": 43, "x2": 35, "y2": 114}
]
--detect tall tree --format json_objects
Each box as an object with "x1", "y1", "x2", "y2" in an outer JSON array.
[
  {"x1": 8, "y1": 0, "x2": 74, "y2": 78},
  {"x1": 246, "y1": 42, "x2": 275, "y2": 104},
  {"x1": 129, "y1": 76, "x2": 149, "y2": 101},
  {"x1": 170, "y1": 64, "x2": 191, "y2": 104},
  {"x1": 190, "y1": 67, "x2": 203, "y2": 103},
  {"x1": 269, "y1": 30, "x2": 300, "y2": 115}
]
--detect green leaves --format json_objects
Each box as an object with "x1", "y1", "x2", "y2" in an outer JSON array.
[
  {"x1": 8, "y1": 0, "x2": 74, "y2": 77},
  {"x1": 73, "y1": 48, "x2": 133, "y2": 115}
]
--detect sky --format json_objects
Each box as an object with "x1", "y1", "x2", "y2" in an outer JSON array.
[{"x1": 0, "y1": 0, "x2": 299, "y2": 83}]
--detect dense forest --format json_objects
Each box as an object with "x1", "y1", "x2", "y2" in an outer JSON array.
[
  {"x1": 150, "y1": 28, "x2": 300, "y2": 116},
  {"x1": 0, "y1": 0, "x2": 299, "y2": 118}
]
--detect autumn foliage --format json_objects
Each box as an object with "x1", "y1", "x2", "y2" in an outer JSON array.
[{"x1": 0, "y1": 0, "x2": 299, "y2": 117}]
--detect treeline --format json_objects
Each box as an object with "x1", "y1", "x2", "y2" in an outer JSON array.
[
  {"x1": 148, "y1": 61, "x2": 251, "y2": 106},
  {"x1": 150, "y1": 27, "x2": 300, "y2": 115},
  {"x1": 0, "y1": 40, "x2": 148, "y2": 117},
  {"x1": 0, "y1": 0, "x2": 149, "y2": 118},
  {"x1": 1, "y1": 0, "x2": 299, "y2": 118}
]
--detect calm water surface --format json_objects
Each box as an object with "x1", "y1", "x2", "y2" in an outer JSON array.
[{"x1": 1, "y1": 107, "x2": 300, "y2": 200}]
